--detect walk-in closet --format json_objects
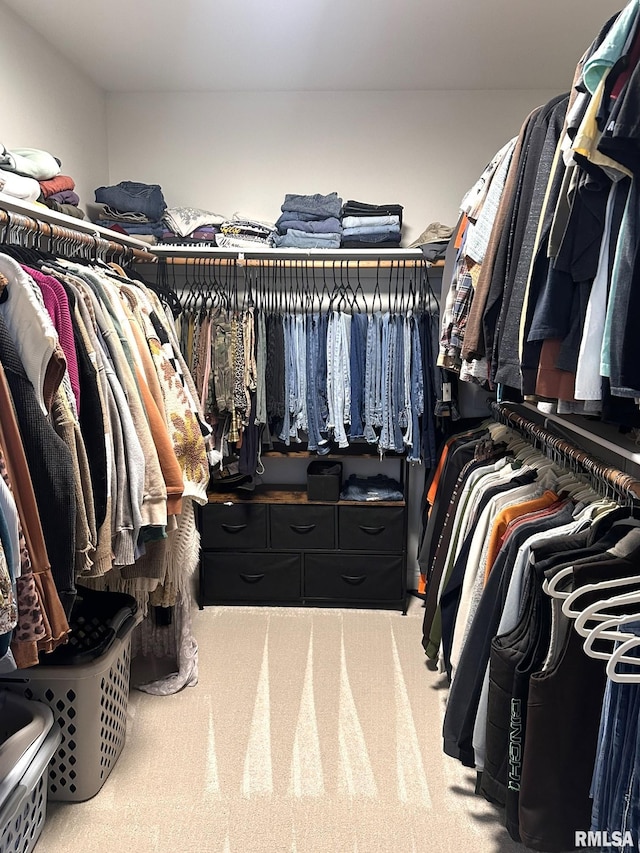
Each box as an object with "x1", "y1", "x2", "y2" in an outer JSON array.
[{"x1": 1, "y1": 2, "x2": 639, "y2": 852}]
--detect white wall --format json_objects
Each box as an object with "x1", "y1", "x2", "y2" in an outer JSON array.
[
  {"x1": 0, "y1": 2, "x2": 108, "y2": 208},
  {"x1": 107, "y1": 89, "x2": 558, "y2": 242}
]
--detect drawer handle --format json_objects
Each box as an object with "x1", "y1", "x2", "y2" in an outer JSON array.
[
  {"x1": 359, "y1": 525, "x2": 385, "y2": 535},
  {"x1": 239, "y1": 573, "x2": 265, "y2": 584},
  {"x1": 221, "y1": 523, "x2": 247, "y2": 534},
  {"x1": 289, "y1": 524, "x2": 316, "y2": 534},
  {"x1": 341, "y1": 575, "x2": 367, "y2": 585}
]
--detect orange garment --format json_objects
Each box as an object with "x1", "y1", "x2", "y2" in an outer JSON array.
[
  {"x1": 134, "y1": 365, "x2": 184, "y2": 516},
  {"x1": 426, "y1": 442, "x2": 452, "y2": 509},
  {"x1": 483, "y1": 490, "x2": 558, "y2": 584},
  {"x1": 454, "y1": 214, "x2": 469, "y2": 250}
]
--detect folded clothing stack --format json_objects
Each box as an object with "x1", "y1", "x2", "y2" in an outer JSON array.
[
  {"x1": 39, "y1": 174, "x2": 85, "y2": 219},
  {"x1": 90, "y1": 181, "x2": 168, "y2": 242},
  {"x1": 341, "y1": 199, "x2": 404, "y2": 248},
  {"x1": 161, "y1": 206, "x2": 225, "y2": 245},
  {"x1": 0, "y1": 144, "x2": 86, "y2": 219},
  {"x1": 275, "y1": 192, "x2": 343, "y2": 249},
  {"x1": 215, "y1": 216, "x2": 277, "y2": 249}
]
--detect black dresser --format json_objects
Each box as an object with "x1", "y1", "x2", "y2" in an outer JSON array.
[{"x1": 197, "y1": 458, "x2": 408, "y2": 613}]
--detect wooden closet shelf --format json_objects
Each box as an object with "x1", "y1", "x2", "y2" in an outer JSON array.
[
  {"x1": 147, "y1": 246, "x2": 440, "y2": 268},
  {"x1": 206, "y1": 485, "x2": 405, "y2": 507}
]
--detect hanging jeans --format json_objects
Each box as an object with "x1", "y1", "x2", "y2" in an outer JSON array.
[
  {"x1": 326, "y1": 311, "x2": 351, "y2": 448},
  {"x1": 305, "y1": 312, "x2": 329, "y2": 452},
  {"x1": 407, "y1": 316, "x2": 424, "y2": 462},
  {"x1": 364, "y1": 312, "x2": 383, "y2": 445},
  {"x1": 350, "y1": 312, "x2": 367, "y2": 440}
]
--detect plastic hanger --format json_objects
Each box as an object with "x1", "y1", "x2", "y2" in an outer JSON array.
[
  {"x1": 606, "y1": 632, "x2": 640, "y2": 680},
  {"x1": 566, "y1": 578, "x2": 640, "y2": 626},
  {"x1": 581, "y1": 602, "x2": 640, "y2": 660}
]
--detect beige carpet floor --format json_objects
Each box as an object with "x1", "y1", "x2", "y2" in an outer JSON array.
[{"x1": 37, "y1": 597, "x2": 527, "y2": 853}]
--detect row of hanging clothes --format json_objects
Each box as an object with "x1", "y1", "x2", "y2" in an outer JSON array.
[
  {"x1": 419, "y1": 402, "x2": 640, "y2": 852},
  {"x1": 438, "y1": 0, "x2": 640, "y2": 430},
  {"x1": 159, "y1": 256, "x2": 443, "y2": 488},
  {"x1": 0, "y1": 209, "x2": 210, "y2": 694}
]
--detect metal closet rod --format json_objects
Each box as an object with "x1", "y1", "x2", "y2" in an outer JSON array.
[
  {"x1": 493, "y1": 401, "x2": 640, "y2": 503},
  {"x1": 155, "y1": 256, "x2": 440, "y2": 269},
  {"x1": 0, "y1": 208, "x2": 156, "y2": 263}
]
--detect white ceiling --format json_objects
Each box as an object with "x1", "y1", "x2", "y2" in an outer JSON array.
[{"x1": 3, "y1": 0, "x2": 624, "y2": 93}]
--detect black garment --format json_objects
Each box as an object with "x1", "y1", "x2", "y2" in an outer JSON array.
[
  {"x1": 482, "y1": 106, "x2": 542, "y2": 367},
  {"x1": 238, "y1": 391, "x2": 261, "y2": 484},
  {"x1": 554, "y1": 163, "x2": 612, "y2": 285},
  {"x1": 341, "y1": 238, "x2": 401, "y2": 249},
  {"x1": 265, "y1": 313, "x2": 285, "y2": 424},
  {"x1": 423, "y1": 458, "x2": 490, "y2": 636},
  {"x1": 61, "y1": 280, "x2": 108, "y2": 529},
  {"x1": 419, "y1": 433, "x2": 487, "y2": 651},
  {"x1": 480, "y1": 513, "x2": 635, "y2": 823},
  {"x1": 517, "y1": 533, "x2": 640, "y2": 852},
  {"x1": 442, "y1": 502, "x2": 574, "y2": 767},
  {"x1": 340, "y1": 200, "x2": 404, "y2": 228},
  {"x1": 520, "y1": 160, "x2": 569, "y2": 393},
  {"x1": 616, "y1": 195, "x2": 640, "y2": 395},
  {"x1": 482, "y1": 564, "x2": 552, "y2": 811},
  {"x1": 598, "y1": 59, "x2": 640, "y2": 176},
  {"x1": 418, "y1": 311, "x2": 439, "y2": 468},
  {"x1": 0, "y1": 314, "x2": 77, "y2": 616},
  {"x1": 493, "y1": 94, "x2": 570, "y2": 389}
]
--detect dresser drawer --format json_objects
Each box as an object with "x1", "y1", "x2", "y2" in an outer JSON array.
[
  {"x1": 304, "y1": 554, "x2": 403, "y2": 601},
  {"x1": 338, "y1": 506, "x2": 404, "y2": 552},
  {"x1": 202, "y1": 552, "x2": 300, "y2": 601},
  {"x1": 270, "y1": 505, "x2": 334, "y2": 550},
  {"x1": 200, "y1": 503, "x2": 267, "y2": 550}
]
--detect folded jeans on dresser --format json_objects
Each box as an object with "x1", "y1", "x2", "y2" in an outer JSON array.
[{"x1": 340, "y1": 473, "x2": 404, "y2": 502}]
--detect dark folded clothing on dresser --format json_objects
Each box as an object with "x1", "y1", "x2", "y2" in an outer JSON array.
[
  {"x1": 342, "y1": 235, "x2": 401, "y2": 248},
  {"x1": 341, "y1": 200, "x2": 404, "y2": 227}
]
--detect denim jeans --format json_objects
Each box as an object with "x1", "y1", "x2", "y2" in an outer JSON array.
[
  {"x1": 306, "y1": 313, "x2": 323, "y2": 450},
  {"x1": 419, "y1": 312, "x2": 439, "y2": 467},
  {"x1": 340, "y1": 473, "x2": 403, "y2": 501},
  {"x1": 95, "y1": 181, "x2": 166, "y2": 220},
  {"x1": 276, "y1": 217, "x2": 342, "y2": 234},
  {"x1": 342, "y1": 223, "x2": 401, "y2": 238},
  {"x1": 294, "y1": 314, "x2": 308, "y2": 434},
  {"x1": 326, "y1": 311, "x2": 351, "y2": 448},
  {"x1": 364, "y1": 312, "x2": 383, "y2": 445},
  {"x1": 393, "y1": 315, "x2": 405, "y2": 451},
  {"x1": 407, "y1": 316, "x2": 424, "y2": 462},
  {"x1": 349, "y1": 313, "x2": 367, "y2": 439},
  {"x1": 317, "y1": 313, "x2": 329, "y2": 442},
  {"x1": 255, "y1": 310, "x2": 267, "y2": 425},
  {"x1": 379, "y1": 313, "x2": 392, "y2": 452},
  {"x1": 275, "y1": 231, "x2": 342, "y2": 249},
  {"x1": 278, "y1": 314, "x2": 293, "y2": 444},
  {"x1": 591, "y1": 622, "x2": 640, "y2": 851},
  {"x1": 281, "y1": 192, "x2": 342, "y2": 219}
]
